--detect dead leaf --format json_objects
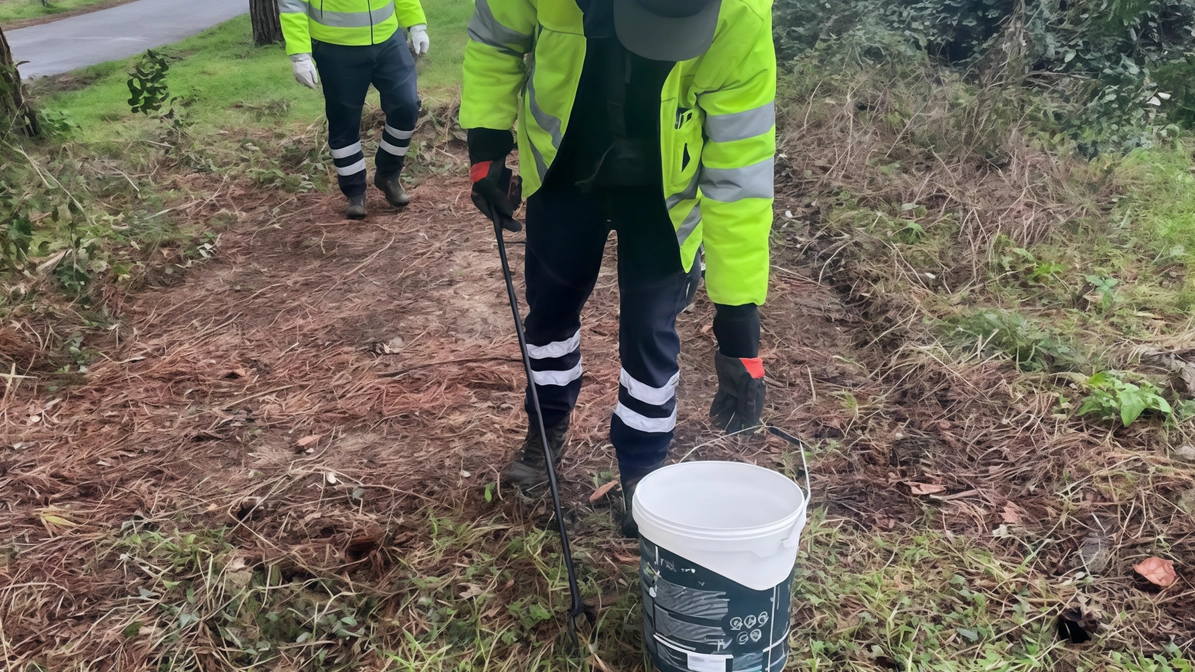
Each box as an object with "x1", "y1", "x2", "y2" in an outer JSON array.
[
  {"x1": 613, "y1": 552, "x2": 639, "y2": 564},
  {"x1": 224, "y1": 553, "x2": 255, "y2": 589},
  {"x1": 589, "y1": 480, "x2": 618, "y2": 503},
  {"x1": 1133, "y1": 556, "x2": 1177, "y2": 588},
  {"x1": 224, "y1": 368, "x2": 250, "y2": 379},
  {"x1": 907, "y1": 482, "x2": 946, "y2": 496},
  {"x1": 296, "y1": 435, "x2": 321, "y2": 447},
  {"x1": 459, "y1": 584, "x2": 485, "y2": 600},
  {"x1": 1001, "y1": 502, "x2": 1021, "y2": 525},
  {"x1": 38, "y1": 508, "x2": 79, "y2": 534},
  {"x1": 371, "y1": 336, "x2": 405, "y2": 355}
]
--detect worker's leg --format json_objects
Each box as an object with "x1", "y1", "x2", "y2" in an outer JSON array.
[
  {"x1": 311, "y1": 41, "x2": 373, "y2": 198},
  {"x1": 371, "y1": 32, "x2": 420, "y2": 180},
  {"x1": 501, "y1": 185, "x2": 609, "y2": 488},
  {"x1": 609, "y1": 188, "x2": 695, "y2": 484},
  {"x1": 522, "y1": 186, "x2": 609, "y2": 429}
]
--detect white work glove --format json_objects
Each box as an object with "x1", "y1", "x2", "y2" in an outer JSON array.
[
  {"x1": 408, "y1": 24, "x2": 429, "y2": 56},
  {"x1": 291, "y1": 53, "x2": 320, "y2": 89}
]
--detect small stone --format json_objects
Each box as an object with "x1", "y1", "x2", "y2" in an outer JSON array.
[
  {"x1": 1173, "y1": 445, "x2": 1195, "y2": 463},
  {"x1": 1177, "y1": 489, "x2": 1195, "y2": 515}
]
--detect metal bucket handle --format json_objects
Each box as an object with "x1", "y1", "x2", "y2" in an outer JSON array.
[{"x1": 768, "y1": 426, "x2": 811, "y2": 549}]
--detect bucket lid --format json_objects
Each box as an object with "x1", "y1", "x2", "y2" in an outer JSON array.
[{"x1": 632, "y1": 461, "x2": 808, "y2": 544}]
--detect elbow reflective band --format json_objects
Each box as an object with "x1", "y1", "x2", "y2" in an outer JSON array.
[
  {"x1": 700, "y1": 157, "x2": 775, "y2": 203},
  {"x1": 704, "y1": 101, "x2": 775, "y2": 143},
  {"x1": 467, "y1": 0, "x2": 533, "y2": 55}
]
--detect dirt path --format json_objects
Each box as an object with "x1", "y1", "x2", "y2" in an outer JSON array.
[{"x1": 7, "y1": 153, "x2": 1192, "y2": 667}]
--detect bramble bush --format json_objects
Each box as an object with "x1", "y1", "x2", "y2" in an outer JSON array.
[{"x1": 774, "y1": 0, "x2": 1195, "y2": 154}]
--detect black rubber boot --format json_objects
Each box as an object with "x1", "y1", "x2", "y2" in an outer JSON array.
[
  {"x1": 374, "y1": 172, "x2": 410, "y2": 208},
  {"x1": 501, "y1": 417, "x2": 569, "y2": 491},
  {"x1": 345, "y1": 195, "x2": 366, "y2": 220},
  {"x1": 619, "y1": 476, "x2": 644, "y2": 539},
  {"x1": 619, "y1": 462, "x2": 665, "y2": 539}
]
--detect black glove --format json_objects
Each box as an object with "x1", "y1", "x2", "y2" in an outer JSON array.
[
  {"x1": 467, "y1": 129, "x2": 522, "y2": 232},
  {"x1": 709, "y1": 304, "x2": 765, "y2": 432},
  {"x1": 710, "y1": 353, "x2": 766, "y2": 432}
]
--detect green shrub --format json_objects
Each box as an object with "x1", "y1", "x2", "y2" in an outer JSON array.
[
  {"x1": 947, "y1": 309, "x2": 1082, "y2": 372},
  {"x1": 1078, "y1": 370, "x2": 1172, "y2": 426}
]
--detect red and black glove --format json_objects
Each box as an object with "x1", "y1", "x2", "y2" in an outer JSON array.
[
  {"x1": 467, "y1": 129, "x2": 523, "y2": 232},
  {"x1": 709, "y1": 304, "x2": 765, "y2": 432}
]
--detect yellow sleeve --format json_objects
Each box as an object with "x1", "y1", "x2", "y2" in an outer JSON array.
[
  {"x1": 278, "y1": 0, "x2": 312, "y2": 55},
  {"x1": 461, "y1": 0, "x2": 536, "y2": 130},
  {"x1": 395, "y1": 0, "x2": 428, "y2": 28},
  {"x1": 697, "y1": 19, "x2": 776, "y2": 306}
]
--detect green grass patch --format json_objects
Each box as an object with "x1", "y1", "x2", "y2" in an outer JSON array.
[
  {"x1": 1114, "y1": 144, "x2": 1195, "y2": 272},
  {"x1": 36, "y1": 4, "x2": 471, "y2": 142},
  {"x1": 0, "y1": 0, "x2": 122, "y2": 26}
]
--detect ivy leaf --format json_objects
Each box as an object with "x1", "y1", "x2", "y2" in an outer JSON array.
[{"x1": 527, "y1": 604, "x2": 552, "y2": 623}]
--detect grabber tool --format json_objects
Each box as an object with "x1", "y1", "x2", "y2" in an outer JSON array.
[{"x1": 488, "y1": 210, "x2": 595, "y2": 648}]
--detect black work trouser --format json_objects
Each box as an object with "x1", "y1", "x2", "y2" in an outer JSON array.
[
  {"x1": 312, "y1": 33, "x2": 419, "y2": 198},
  {"x1": 523, "y1": 184, "x2": 700, "y2": 482}
]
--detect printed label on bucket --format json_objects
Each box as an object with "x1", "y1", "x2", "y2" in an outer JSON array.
[{"x1": 640, "y1": 537, "x2": 791, "y2": 672}]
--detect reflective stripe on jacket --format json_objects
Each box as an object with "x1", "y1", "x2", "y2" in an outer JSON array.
[
  {"x1": 461, "y1": 0, "x2": 776, "y2": 306},
  {"x1": 279, "y1": 0, "x2": 427, "y2": 55}
]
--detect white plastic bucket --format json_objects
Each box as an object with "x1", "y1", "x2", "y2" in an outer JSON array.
[{"x1": 633, "y1": 461, "x2": 809, "y2": 672}]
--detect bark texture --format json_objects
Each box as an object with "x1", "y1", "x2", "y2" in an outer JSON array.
[
  {"x1": 251, "y1": 0, "x2": 285, "y2": 47},
  {"x1": 0, "y1": 26, "x2": 38, "y2": 137}
]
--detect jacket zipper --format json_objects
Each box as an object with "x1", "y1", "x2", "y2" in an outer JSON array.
[{"x1": 368, "y1": 0, "x2": 375, "y2": 45}]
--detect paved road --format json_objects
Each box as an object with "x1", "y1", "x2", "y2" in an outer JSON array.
[{"x1": 9, "y1": 0, "x2": 248, "y2": 79}]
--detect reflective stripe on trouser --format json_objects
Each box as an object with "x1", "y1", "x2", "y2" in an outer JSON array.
[
  {"x1": 312, "y1": 33, "x2": 420, "y2": 198},
  {"x1": 523, "y1": 183, "x2": 698, "y2": 481}
]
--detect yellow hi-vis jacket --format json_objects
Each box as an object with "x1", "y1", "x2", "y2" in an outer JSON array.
[
  {"x1": 461, "y1": 0, "x2": 776, "y2": 306},
  {"x1": 279, "y1": 0, "x2": 427, "y2": 55}
]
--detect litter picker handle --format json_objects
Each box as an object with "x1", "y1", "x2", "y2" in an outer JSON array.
[{"x1": 489, "y1": 212, "x2": 594, "y2": 648}]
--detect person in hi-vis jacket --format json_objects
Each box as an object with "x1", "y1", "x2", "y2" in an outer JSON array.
[
  {"x1": 280, "y1": 0, "x2": 430, "y2": 219},
  {"x1": 462, "y1": 0, "x2": 775, "y2": 535}
]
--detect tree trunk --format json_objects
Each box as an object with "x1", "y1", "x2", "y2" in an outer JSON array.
[
  {"x1": 250, "y1": 0, "x2": 285, "y2": 47},
  {"x1": 0, "y1": 26, "x2": 38, "y2": 137}
]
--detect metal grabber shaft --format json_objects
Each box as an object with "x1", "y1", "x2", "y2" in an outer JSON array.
[{"x1": 490, "y1": 214, "x2": 594, "y2": 649}]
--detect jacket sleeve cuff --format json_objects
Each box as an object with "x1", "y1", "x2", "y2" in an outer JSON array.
[{"x1": 467, "y1": 128, "x2": 515, "y2": 164}]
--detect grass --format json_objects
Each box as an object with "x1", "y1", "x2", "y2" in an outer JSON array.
[
  {"x1": 1114, "y1": 146, "x2": 1195, "y2": 271},
  {"x1": 0, "y1": 0, "x2": 124, "y2": 26},
  {"x1": 27, "y1": 499, "x2": 1190, "y2": 670},
  {"x1": 35, "y1": 3, "x2": 472, "y2": 141}
]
